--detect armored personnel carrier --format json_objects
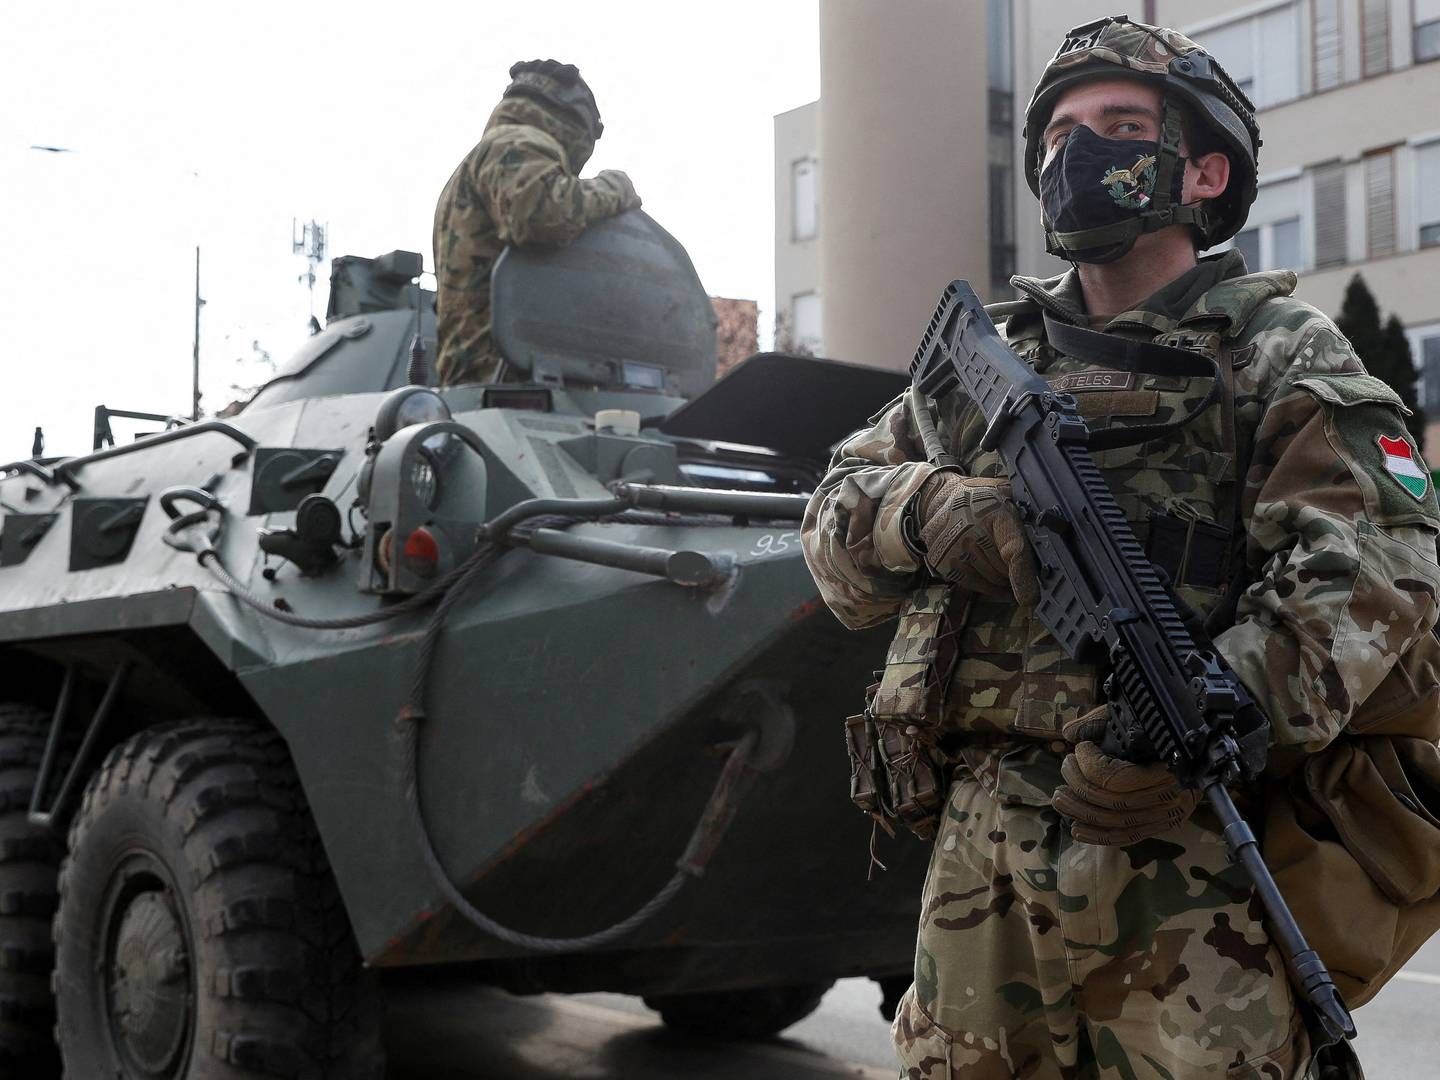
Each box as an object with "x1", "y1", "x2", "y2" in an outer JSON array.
[{"x1": 0, "y1": 211, "x2": 925, "y2": 1077}]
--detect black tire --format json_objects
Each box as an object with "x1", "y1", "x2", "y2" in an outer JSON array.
[
  {"x1": 0, "y1": 703, "x2": 63, "y2": 1075},
  {"x1": 54, "y1": 718, "x2": 383, "y2": 1079},
  {"x1": 643, "y1": 981, "x2": 835, "y2": 1040}
]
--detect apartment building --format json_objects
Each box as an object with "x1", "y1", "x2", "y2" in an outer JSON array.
[{"x1": 778, "y1": 0, "x2": 1440, "y2": 413}]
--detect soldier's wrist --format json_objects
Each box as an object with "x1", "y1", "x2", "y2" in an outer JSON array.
[{"x1": 901, "y1": 490, "x2": 928, "y2": 558}]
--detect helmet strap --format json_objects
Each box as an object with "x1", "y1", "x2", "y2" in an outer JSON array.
[{"x1": 1147, "y1": 100, "x2": 1184, "y2": 218}]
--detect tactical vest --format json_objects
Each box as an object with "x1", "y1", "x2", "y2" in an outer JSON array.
[
  {"x1": 937, "y1": 316, "x2": 1239, "y2": 741},
  {"x1": 869, "y1": 271, "x2": 1301, "y2": 755}
]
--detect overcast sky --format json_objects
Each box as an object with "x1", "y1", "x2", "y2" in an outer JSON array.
[{"x1": 0, "y1": 0, "x2": 820, "y2": 457}]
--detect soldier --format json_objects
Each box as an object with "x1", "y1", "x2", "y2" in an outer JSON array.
[
  {"x1": 802, "y1": 15, "x2": 1440, "y2": 1080},
  {"x1": 432, "y1": 59, "x2": 642, "y2": 385}
]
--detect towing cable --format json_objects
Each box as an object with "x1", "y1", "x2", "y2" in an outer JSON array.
[{"x1": 158, "y1": 485, "x2": 763, "y2": 952}]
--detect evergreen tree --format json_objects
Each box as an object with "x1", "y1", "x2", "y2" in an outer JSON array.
[
  {"x1": 1334, "y1": 274, "x2": 1426, "y2": 449},
  {"x1": 1382, "y1": 315, "x2": 1426, "y2": 447}
]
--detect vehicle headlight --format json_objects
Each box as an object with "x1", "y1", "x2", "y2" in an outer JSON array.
[
  {"x1": 375, "y1": 386, "x2": 451, "y2": 446},
  {"x1": 409, "y1": 452, "x2": 440, "y2": 509}
]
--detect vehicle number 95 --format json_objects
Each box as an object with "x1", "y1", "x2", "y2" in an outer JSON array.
[{"x1": 750, "y1": 532, "x2": 798, "y2": 557}]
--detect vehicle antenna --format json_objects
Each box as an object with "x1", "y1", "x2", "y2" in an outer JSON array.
[
  {"x1": 407, "y1": 269, "x2": 428, "y2": 385},
  {"x1": 192, "y1": 245, "x2": 204, "y2": 420}
]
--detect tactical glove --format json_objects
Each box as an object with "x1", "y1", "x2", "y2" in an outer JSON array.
[
  {"x1": 911, "y1": 472, "x2": 1039, "y2": 605},
  {"x1": 597, "y1": 169, "x2": 643, "y2": 211},
  {"x1": 1052, "y1": 705, "x2": 1201, "y2": 845}
]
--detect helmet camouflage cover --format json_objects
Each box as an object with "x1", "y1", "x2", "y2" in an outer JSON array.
[
  {"x1": 505, "y1": 59, "x2": 604, "y2": 140},
  {"x1": 1022, "y1": 15, "x2": 1262, "y2": 249}
]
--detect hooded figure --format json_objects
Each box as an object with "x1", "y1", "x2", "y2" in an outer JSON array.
[{"x1": 433, "y1": 60, "x2": 641, "y2": 385}]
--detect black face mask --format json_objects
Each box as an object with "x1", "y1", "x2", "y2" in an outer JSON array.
[{"x1": 1039, "y1": 125, "x2": 1186, "y2": 264}]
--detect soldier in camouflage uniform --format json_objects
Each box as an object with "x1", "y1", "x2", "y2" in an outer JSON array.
[
  {"x1": 802, "y1": 16, "x2": 1440, "y2": 1079},
  {"x1": 432, "y1": 60, "x2": 642, "y2": 385}
]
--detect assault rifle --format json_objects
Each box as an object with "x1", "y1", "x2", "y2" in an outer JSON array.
[{"x1": 910, "y1": 280, "x2": 1356, "y2": 1045}]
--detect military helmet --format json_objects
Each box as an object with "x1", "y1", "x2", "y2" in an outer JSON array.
[
  {"x1": 504, "y1": 59, "x2": 604, "y2": 139},
  {"x1": 1022, "y1": 15, "x2": 1261, "y2": 249}
]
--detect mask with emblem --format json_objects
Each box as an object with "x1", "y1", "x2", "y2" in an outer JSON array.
[{"x1": 1039, "y1": 125, "x2": 1185, "y2": 264}]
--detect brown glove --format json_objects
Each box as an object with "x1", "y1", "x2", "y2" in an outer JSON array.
[
  {"x1": 911, "y1": 472, "x2": 1038, "y2": 604},
  {"x1": 597, "y1": 169, "x2": 643, "y2": 211},
  {"x1": 1051, "y1": 706, "x2": 1201, "y2": 846}
]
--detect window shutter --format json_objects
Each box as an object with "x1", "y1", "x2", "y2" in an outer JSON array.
[
  {"x1": 1313, "y1": 0, "x2": 1342, "y2": 92},
  {"x1": 1362, "y1": 0, "x2": 1389, "y2": 77},
  {"x1": 1366, "y1": 151, "x2": 1395, "y2": 258},
  {"x1": 1313, "y1": 164, "x2": 1348, "y2": 268}
]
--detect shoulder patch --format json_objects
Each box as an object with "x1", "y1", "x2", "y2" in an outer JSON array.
[
  {"x1": 1291, "y1": 374, "x2": 1439, "y2": 525},
  {"x1": 1378, "y1": 434, "x2": 1430, "y2": 502}
]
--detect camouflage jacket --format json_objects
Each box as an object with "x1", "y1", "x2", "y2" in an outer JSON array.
[
  {"x1": 432, "y1": 96, "x2": 641, "y2": 386},
  {"x1": 802, "y1": 252, "x2": 1440, "y2": 802}
]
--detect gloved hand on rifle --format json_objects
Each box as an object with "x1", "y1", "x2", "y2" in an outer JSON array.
[
  {"x1": 908, "y1": 472, "x2": 1039, "y2": 604},
  {"x1": 1052, "y1": 705, "x2": 1202, "y2": 845}
]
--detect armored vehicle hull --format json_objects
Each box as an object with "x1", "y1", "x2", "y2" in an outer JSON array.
[{"x1": 0, "y1": 213, "x2": 925, "y2": 1075}]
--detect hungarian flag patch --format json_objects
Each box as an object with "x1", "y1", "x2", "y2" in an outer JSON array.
[{"x1": 1378, "y1": 434, "x2": 1429, "y2": 500}]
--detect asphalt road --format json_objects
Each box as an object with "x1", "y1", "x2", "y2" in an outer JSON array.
[
  {"x1": 383, "y1": 979, "x2": 895, "y2": 1079},
  {"x1": 383, "y1": 936, "x2": 1440, "y2": 1078}
]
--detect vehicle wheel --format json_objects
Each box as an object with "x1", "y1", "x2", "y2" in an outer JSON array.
[
  {"x1": 0, "y1": 702, "x2": 63, "y2": 1075},
  {"x1": 643, "y1": 980, "x2": 835, "y2": 1040},
  {"x1": 54, "y1": 718, "x2": 383, "y2": 1079}
]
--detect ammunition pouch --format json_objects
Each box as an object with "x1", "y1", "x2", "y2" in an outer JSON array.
[{"x1": 843, "y1": 585, "x2": 957, "y2": 839}]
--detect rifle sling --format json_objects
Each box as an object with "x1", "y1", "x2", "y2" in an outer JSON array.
[{"x1": 1042, "y1": 312, "x2": 1222, "y2": 452}]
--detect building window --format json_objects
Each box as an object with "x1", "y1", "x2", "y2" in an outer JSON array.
[
  {"x1": 1411, "y1": 324, "x2": 1440, "y2": 408},
  {"x1": 1362, "y1": 0, "x2": 1391, "y2": 76},
  {"x1": 1232, "y1": 176, "x2": 1302, "y2": 270},
  {"x1": 792, "y1": 158, "x2": 818, "y2": 242},
  {"x1": 1365, "y1": 149, "x2": 1396, "y2": 258},
  {"x1": 1419, "y1": 141, "x2": 1440, "y2": 248},
  {"x1": 1420, "y1": 0, "x2": 1440, "y2": 62},
  {"x1": 1199, "y1": 3, "x2": 1299, "y2": 108},
  {"x1": 791, "y1": 292, "x2": 822, "y2": 353},
  {"x1": 1425, "y1": 336, "x2": 1440, "y2": 409},
  {"x1": 1313, "y1": 162, "x2": 1349, "y2": 268},
  {"x1": 1312, "y1": 0, "x2": 1342, "y2": 91}
]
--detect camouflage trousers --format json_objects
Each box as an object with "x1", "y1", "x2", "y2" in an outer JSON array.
[{"x1": 891, "y1": 769, "x2": 1313, "y2": 1079}]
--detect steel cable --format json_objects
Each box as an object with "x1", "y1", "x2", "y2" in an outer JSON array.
[
  {"x1": 393, "y1": 544, "x2": 756, "y2": 952},
  {"x1": 186, "y1": 512, "x2": 753, "y2": 951}
]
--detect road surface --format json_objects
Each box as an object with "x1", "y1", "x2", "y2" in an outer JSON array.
[{"x1": 383, "y1": 936, "x2": 1440, "y2": 1077}]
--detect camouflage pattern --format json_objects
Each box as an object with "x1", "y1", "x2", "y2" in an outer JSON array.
[
  {"x1": 432, "y1": 95, "x2": 641, "y2": 385},
  {"x1": 1043, "y1": 19, "x2": 1209, "y2": 82},
  {"x1": 892, "y1": 775, "x2": 1310, "y2": 1078},
  {"x1": 801, "y1": 249, "x2": 1440, "y2": 1077},
  {"x1": 871, "y1": 585, "x2": 958, "y2": 723},
  {"x1": 804, "y1": 250, "x2": 1440, "y2": 757}
]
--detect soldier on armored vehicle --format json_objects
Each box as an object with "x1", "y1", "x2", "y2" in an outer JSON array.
[{"x1": 434, "y1": 59, "x2": 642, "y2": 386}]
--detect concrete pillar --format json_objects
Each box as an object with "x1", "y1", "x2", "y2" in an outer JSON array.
[{"x1": 818, "y1": 0, "x2": 990, "y2": 370}]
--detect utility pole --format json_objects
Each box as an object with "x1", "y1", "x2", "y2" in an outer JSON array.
[
  {"x1": 293, "y1": 218, "x2": 328, "y2": 334},
  {"x1": 192, "y1": 246, "x2": 204, "y2": 421}
]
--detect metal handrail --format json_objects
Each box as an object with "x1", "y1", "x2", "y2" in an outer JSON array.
[
  {"x1": 54, "y1": 420, "x2": 258, "y2": 483},
  {"x1": 0, "y1": 459, "x2": 73, "y2": 489}
]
